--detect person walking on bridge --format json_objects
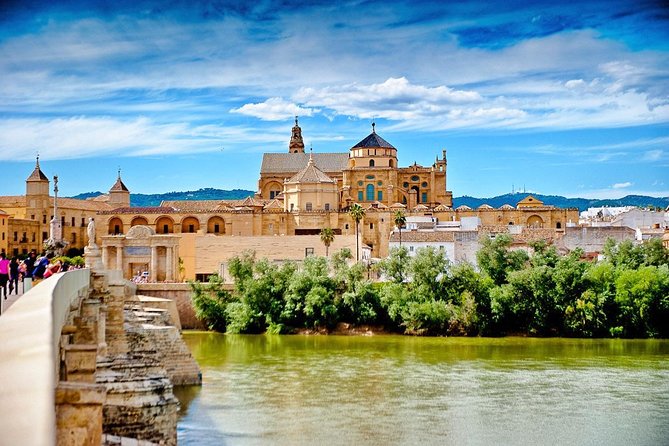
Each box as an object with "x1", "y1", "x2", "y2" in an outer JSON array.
[
  {"x1": 0, "y1": 253, "x2": 9, "y2": 300},
  {"x1": 8, "y1": 257, "x2": 19, "y2": 295}
]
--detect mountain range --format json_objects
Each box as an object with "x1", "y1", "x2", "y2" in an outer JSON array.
[{"x1": 70, "y1": 189, "x2": 669, "y2": 212}]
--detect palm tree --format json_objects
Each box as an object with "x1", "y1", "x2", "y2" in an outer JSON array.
[
  {"x1": 348, "y1": 203, "x2": 366, "y2": 261},
  {"x1": 393, "y1": 210, "x2": 406, "y2": 248},
  {"x1": 320, "y1": 227, "x2": 335, "y2": 257},
  {"x1": 393, "y1": 209, "x2": 407, "y2": 282}
]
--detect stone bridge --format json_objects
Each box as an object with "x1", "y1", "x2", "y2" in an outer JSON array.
[{"x1": 0, "y1": 268, "x2": 201, "y2": 445}]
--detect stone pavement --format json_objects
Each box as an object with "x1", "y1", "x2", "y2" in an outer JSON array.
[{"x1": 0, "y1": 280, "x2": 29, "y2": 316}]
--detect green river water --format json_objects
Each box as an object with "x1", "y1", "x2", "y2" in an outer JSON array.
[{"x1": 175, "y1": 333, "x2": 669, "y2": 445}]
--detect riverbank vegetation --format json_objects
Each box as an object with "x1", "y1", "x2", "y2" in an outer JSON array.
[{"x1": 190, "y1": 237, "x2": 669, "y2": 338}]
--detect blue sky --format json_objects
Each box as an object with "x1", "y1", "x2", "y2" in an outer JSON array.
[{"x1": 0, "y1": 0, "x2": 667, "y2": 198}]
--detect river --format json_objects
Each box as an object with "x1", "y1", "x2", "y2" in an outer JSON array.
[{"x1": 175, "y1": 333, "x2": 669, "y2": 445}]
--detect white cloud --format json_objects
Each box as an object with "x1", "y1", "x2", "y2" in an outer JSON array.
[
  {"x1": 565, "y1": 79, "x2": 586, "y2": 89},
  {"x1": 291, "y1": 77, "x2": 531, "y2": 126},
  {"x1": 643, "y1": 149, "x2": 663, "y2": 161},
  {"x1": 231, "y1": 97, "x2": 318, "y2": 121},
  {"x1": 0, "y1": 117, "x2": 293, "y2": 161},
  {"x1": 612, "y1": 182, "x2": 633, "y2": 189},
  {"x1": 0, "y1": 9, "x2": 667, "y2": 162}
]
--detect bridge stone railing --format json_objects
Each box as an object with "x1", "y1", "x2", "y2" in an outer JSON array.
[{"x1": 0, "y1": 268, "x2": 90, "y2": 446}]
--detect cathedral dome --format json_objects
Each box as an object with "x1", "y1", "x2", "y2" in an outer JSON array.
[{"x1": 349, "y1": 122, "x2": 398, "y2": 168}]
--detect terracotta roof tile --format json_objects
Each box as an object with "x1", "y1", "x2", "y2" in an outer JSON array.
[
  {"x1": 161, "y1": 200, "x2": 227, "y2": 211},
  {"x1": 286, "y1": 157, "x2": 335, "y2": 183},
  {"x1": 0, "y1": 196, "x2": 27, "y2": 207},
  {"x1": 109, "y1": 177, "x2": 129, "y2": 192},
  {"x1": 99, "y1": 206, "x2": 176, "y2": 214},
  {"x1": 261, "y1": 153, "x2": 348, "y2": 174},
  {"x1": 27, "y1": 165, "x2": 48, "y2": 181}
]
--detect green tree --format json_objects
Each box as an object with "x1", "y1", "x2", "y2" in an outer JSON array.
[
  {"x1": 378, "y1": 246, "x2": 409, "y2": 283},
  {"x1": 476, "y1": 234, "x2": 528, "y2": 285},
  {"x1": 614, "y1": 265, "x2": 669, "y2": 337},
  {"x1": 190, "y1": 273, "x2": 233, "y2": 332},
  {"x1": 348, "y1": 203, "x2": 366, "y2": 261},
  {"x1": 228, "y1": 250, "x2": 256, "y2": 295},
  {"x1": 320, "y1": 227, "x2": 336, "y2": 257},
  {"x1": 408, "y1": 246, "x2": 450, "y2": 298},
  {"x1": 603, "y1": 239, "x2": 643, "y2": 270},
  {"x1": 446, "y1": 262, "x2": 493, "y2": 334},
  {"x1": 640, "y1": 238, "x2": 669, "y2": 267},
  {"x1": 284, "y1": 256, "x2": 338, "y2": 328},
  {"x1": 565, "y1": 289, "x2": 607, "y2": 337}
]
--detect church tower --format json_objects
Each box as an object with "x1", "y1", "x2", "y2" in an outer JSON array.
[
  {"x1": 108, "y1": 169, "x2": 130, "y2": 208},
  {"x1": 26, "y1": 155, "x2": 50, "y2": 197},
  {"x1": 289, "y1": 116, "x2": 305, "y2": 153},
  {"x1": 25, "y1": 155, "x2": 50, "y2": 221},
  {"x1": 348, "y1": 122, "x2": 397, "y2": 169}
]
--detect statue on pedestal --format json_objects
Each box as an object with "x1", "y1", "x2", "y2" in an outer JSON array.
[
  {"x1": 84, "y1": 217, "x2": 104, "y2": 270},
  {"x1": 87, "y1": 217, "x2": 97, "y2": 248},
  {"x1": 43, "y1": 174, "x2": 68, "y2": 256}
]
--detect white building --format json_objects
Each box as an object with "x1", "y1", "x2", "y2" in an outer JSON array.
[
  {"x1": 389, "y1": 216, "x2": 481, "y2": 264},
  {"x1": 580, "y1": 207, "x2": 668, "y2": 230}
]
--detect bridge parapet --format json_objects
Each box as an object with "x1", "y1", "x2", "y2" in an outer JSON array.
[{"x1": 0, "y1": 268, "x2": 91, "y2": 446}]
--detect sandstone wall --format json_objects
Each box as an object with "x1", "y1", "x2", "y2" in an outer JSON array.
[{"x1": 136, "y1": 283, "x2": 211, "y2": 330}]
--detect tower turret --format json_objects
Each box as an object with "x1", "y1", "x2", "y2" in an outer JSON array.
[
  {"x1": 109, "y1": 168, "x2": 130, "y2": 208},
  {"x1": 348, "y1": 122, "x2": 397, "y2": 169},
  {"x1": 289, "y1": 116, "x2": 305, "y2": 153},
  {"x1": 26, "y1": 155, "x2": 50, "y2": 197}
]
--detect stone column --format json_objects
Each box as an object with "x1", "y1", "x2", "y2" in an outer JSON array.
[
  {"x1": 166, "y1": 247, "x2": 173, "y2": 282},
  {"x1": 115, "y1": 246, "x2": 123, "y2": 272},
  {"x1": 98, "y1": 304, "x2": 107, "y2": 357},
  {"x1": 151, "y1": 246, "x2": 158, "y2": 282},
  {"x1": 101, "y1": 246, "x2": 108, "y2": 269}
]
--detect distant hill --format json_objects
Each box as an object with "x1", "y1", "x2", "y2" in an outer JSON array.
[
  {"x1": 69, "y1": 189, "x2": 668, "y2": 211},
  {"x1": 453, "y1": 193, "x2": 669, "y2": 212},
  {"x1": 70, "y1": 188, "x2": 256, "y2": 207}
]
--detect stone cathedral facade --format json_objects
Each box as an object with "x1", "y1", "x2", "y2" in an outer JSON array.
[
  {"x1": 257, "y1": 118, "x2": 453, "y2": 211},
  {"x1": 0, "y1": 121, "x2": 577, "y2": 280}
]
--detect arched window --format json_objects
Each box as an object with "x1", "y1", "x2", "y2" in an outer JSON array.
[
  {"x1": 131, "y1": 216, "x2": 148, "y2": 227},
  {"x1": 527, "y1": 215, "x2": 544, "y2": 229},
  {"x1": 366, "y1": 184, "x2": 375, "y2": 201},
  {"x1": 181, "y1": 216, "x2": 200, "y2": 233},
  {"x1": 156, "y1": 216, "x2": 174, "y2": 234},
  {"x1": 369, "y1": 159, "x2": 375, "y2": 167},
  {"x1": 108, "y1": 217, "x2": 123, "y2": 235},
  {"x1": 411, "y1": 186, "x2": 420, "y2": 202},
  {"x1": 556, "y1": 222, "x2": 562, "y2": 229},
  {"x1": 207, "y1": 216, "x2": 225, "y2": 234}
]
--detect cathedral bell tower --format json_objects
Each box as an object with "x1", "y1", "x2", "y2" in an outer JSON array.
[
  {"x1": 109, "y1": 168, "x2": 131, "y2": 208},
  {"x1": 26, "y1": 155, "x2": 50, "y2": 198},
  {"x1": 289, "y1": 116, "x2": 305, "y2": 153}
]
